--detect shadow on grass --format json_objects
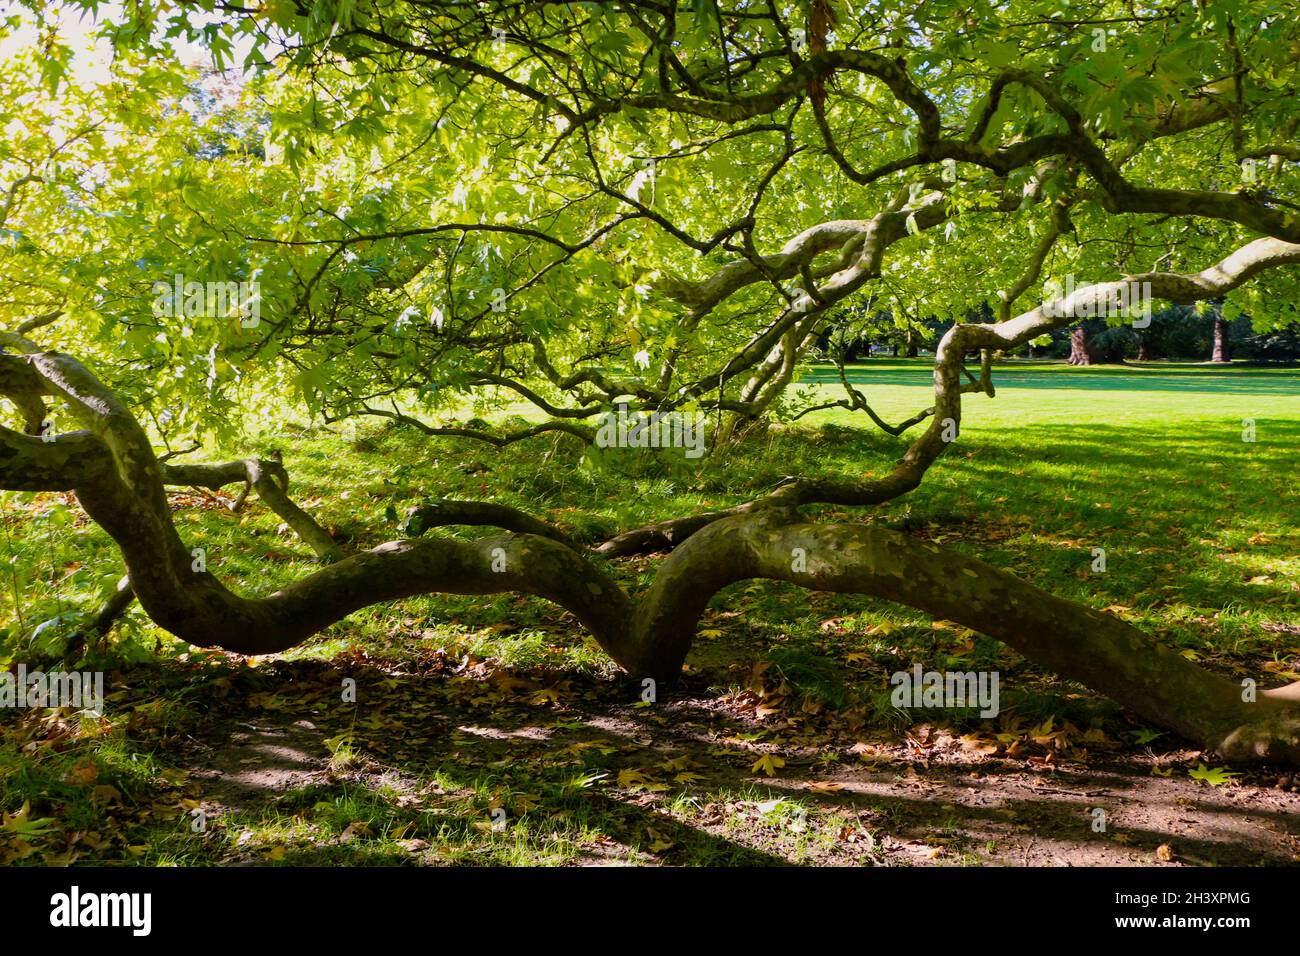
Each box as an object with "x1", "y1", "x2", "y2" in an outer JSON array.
[{"x1": 149, "y1": 659, "x2": 1300, "y2": 867}]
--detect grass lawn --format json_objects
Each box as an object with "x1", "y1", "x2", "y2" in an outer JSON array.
[{"x1": 2, "y1": 359, "x2": 1298, "y2": 866}]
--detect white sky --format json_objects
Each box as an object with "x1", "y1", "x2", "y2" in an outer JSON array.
[{"x1": 0, "y1": 1, "x2": 256, "y2": 85}]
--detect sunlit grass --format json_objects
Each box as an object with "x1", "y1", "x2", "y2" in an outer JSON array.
[{"x1": 1, "y1": 359, "x2": 1297, "y2": 865}]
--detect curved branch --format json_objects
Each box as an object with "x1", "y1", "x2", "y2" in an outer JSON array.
[
  {"x1": 627, "y1": 511, "x2": 1300, "y2": 763},
  {"x1": 4, "y1": 350, "x2": 1299, "y2": 762},
  {"x1": 341, "y1": 405, "x2": 595, "y2": 446}
]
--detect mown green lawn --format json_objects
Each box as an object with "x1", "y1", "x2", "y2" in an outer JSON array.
[{"x1": 1, "y1": 359, "x2": 1297, "y2": 865}]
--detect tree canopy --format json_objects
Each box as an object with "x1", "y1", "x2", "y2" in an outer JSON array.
[
  {"x1": 3, "y1": 0, "x2": 1300, "y2": 763},
  {"x1": 5, "y1": 0, "x2": 1298, "y2": 443}
]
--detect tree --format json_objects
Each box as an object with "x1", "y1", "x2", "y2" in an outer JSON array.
[
  {"x1": 1135, "y1": 328, "x2": 1153, "y2": 362},
  {"x1": 1208, "y1": 302, "x2": 1233, "y2": 362},
  {"x1": 5, "y1": 0, "x2": 1300, "y2": 762},
  {"x1": 1067, "y1": 325, "x2": 1096, "y2": 365}
]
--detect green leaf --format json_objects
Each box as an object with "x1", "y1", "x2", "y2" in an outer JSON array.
[{"x1": 1188, "y1": 763, "x2": 1240, "y2": 787}]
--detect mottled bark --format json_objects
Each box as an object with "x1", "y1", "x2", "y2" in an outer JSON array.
[
  {"x1": 5, "y1": 234, "x2": 1300, "y2": 762},
  {"x1": 1067, "y1": 326, "x2": 1094, "y2": 365},
  {"x1": 1212, "y1": 315, "x2": 1232, "y2": 363},
  {"x1": 628, "y1": 511, "x2": 1300, "y2": 763}
]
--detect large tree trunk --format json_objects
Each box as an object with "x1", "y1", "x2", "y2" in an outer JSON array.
[
  {"x1": 630, "y1": 511, "x2": 1300, "y2": 763},
  {"x1": 12, "y1": 237, "x2": 1300, "y2": 759},
  {"x1": 1067, "y1": 325, "x2": 1094, "y2": 365},
  {"x1": 5, "y1": 350, "x2": 1300, "y2": 765},
  {"x1": 1212, "y1": 315, "x2": 1232, "y2": 363}
]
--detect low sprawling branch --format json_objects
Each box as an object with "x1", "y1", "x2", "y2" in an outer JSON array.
[{"x1": 4, "y1": 325, "x2": 1300, "y2": 761}]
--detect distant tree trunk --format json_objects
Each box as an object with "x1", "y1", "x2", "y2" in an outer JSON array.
[
  {"x1": 1212, "y1": 316, "x2": 1231, "y2": 363},
  {"x1": 1067, "y1": 326, "x2": 1094, "y2": 365},
  {"x1": 905, "y1": 331, "x2": 918, "y2": 358},
  {"x1": 1136, "y1": 337, "x2": 1152, "y2": 362}
]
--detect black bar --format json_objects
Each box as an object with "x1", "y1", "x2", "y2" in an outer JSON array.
[{"x1": 1, "y1": 865, "x2": 1280, "y2": 942}]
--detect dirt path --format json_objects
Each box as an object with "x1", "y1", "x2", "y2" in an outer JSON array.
[{"x1": 170, "y1": 655, "x2": 1300, "y2": 866}]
